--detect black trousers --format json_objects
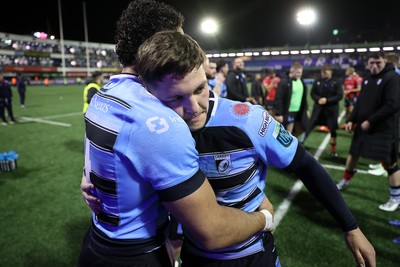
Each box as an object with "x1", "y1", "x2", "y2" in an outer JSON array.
[
  {"x1": 0, "y1": 98, "x2": 15, "y2": 122},
  {"x1": 18, "y1": 89, "x2": 26, "y2": 105},
  {"x1": 78, "y1": 227, "x2": 173, "y2": 267},
  {"x1": 180, "y1": 232, "x2": 280, "y2": 267}
]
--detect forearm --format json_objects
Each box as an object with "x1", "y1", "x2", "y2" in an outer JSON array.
[
  {"x1": 204, "y1": 205, "x2": 265, "y2": 249},
  {"x1": 286, "y1": 145, "x2": 358, "y2": 231},
  {"x1": 163, "y1": 179, "x2": 265, "y2": 250}
]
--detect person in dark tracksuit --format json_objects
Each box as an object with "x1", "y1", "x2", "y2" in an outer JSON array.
[
  {"x1": 306, "y1": 64, "x2": 343, "y2": 157},
  {"x1": 226, "y1": 57, "x2": 257, "y2": 104},
  {"x1": 0, "y1": 72, "x2": 16, "y2": 125},
  {"x1": 16, "y1": 72, "x2": 28, "y2": 108}
]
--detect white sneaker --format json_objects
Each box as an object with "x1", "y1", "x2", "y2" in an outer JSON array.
[
  {"x1": 379, "y1": 198, "x2": 400, "y2": 212},
  {"x1": 368, "y1": 163, "x2": 382, "y2": 169},
  {"x1": 368, "y1": 165, "x2": 387, "y2": 176},
  {"x1": 336, "y1": 179, "x2": 349, "y2": 190},
  {"x1": 1, "y1": 122, "x2": 7, "y2": 126}
]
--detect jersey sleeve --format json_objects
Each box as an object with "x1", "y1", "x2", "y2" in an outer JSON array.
[{"x1": 243, "y1": 104, "x2": 298, "y2": 168}]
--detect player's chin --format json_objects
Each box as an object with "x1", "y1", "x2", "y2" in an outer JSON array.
[
  {"x1": 186, "y1": 114, "x2": 206, "y2": 131},
  {"x1": 187, "y1": 121, "x2": 202, "y2": 132}
]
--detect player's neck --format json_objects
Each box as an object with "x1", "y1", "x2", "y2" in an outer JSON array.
[{"x1": 121, "y1": 66, "x2": 137, "y2": 75}]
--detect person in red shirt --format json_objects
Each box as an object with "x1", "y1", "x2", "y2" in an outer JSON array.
[
  {"x1": 262, "y1": 69, "x2": 280, "y2": 116},
  {"x1": 342, "y1": 67, "x2": 363, "y2": 119}
]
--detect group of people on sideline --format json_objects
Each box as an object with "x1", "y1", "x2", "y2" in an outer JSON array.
[
  {"x1": 204, "y1": 51, "x2": 400, "y2": 246},
  {"x1": 212, "y1": 48, "x2": 400, "y2": 245},
  {"x1": 204, "y1": 51, "x2": 400, "y2": 215}
]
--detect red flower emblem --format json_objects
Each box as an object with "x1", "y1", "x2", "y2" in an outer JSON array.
[{"x1": 233, "y1": 104, "x2": 250, "y2": 115}]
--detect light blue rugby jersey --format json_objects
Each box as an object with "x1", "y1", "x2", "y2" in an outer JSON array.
[
  {"x1": 186, "y1": 93, "x2": 298, "y2": 259},
  {"x1": 84, "y1": 74, "x2": 203, "y2": 245}
]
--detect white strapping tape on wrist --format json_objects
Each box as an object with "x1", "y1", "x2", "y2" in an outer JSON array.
[{"x1": 259, "y1": 209, "x2": 274, "y2": 231}]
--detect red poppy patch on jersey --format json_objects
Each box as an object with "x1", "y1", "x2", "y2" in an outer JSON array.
[
  {"x1": 229, "y1": 103, "x2": 251, "y2": 119},
  {"x1": 233, "y1": 104, "x2": 250, "y2": 115}
]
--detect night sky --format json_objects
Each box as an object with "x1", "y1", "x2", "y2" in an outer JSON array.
[{"x1": 1, "y1": 0, "x2": 398, "y2": 51}]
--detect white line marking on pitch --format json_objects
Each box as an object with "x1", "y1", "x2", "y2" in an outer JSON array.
[
  {"x1": 40, "y1": 112, "x2": 82, "y2": 120},
  {"x1": 273, "y1": 111, "x2": 346, "y2": 228},
  {"x1": 322, "y1": 164, "x2": 369, "y2": 174},
  {"x1": 19, "y1": 116, "x2": 71, "y2": 127},
  {"x1": 18, "y1": 112, "x2": 81, "y2": 127}
]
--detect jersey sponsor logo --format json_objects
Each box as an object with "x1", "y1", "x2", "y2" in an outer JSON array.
[
  {"x1": 168, "y1": 115, "x2": 185, "y2": 124},
  {"x1": 146, "y1": 116, "x2": 170, "y2": 134},
  {"x1": 230, "y1": 103, "x2": 250, "y2": 119},
  {"x1": 258, "y1": 111, "x2": 272, "y2": 137},
  {"x1": 214, "y1": 154, "x2": 232, "y2": 173},
  {"x1": 91, "y1": 95, "x2": 111, "y2": 113},
  {"x1": 272, "y1": 124, "x2": 293, "y2": 147}
]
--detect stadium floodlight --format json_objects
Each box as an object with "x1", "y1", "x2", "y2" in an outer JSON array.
[
  {"x1": 296, "y1": 8, "x2": 316, "y2": 26},
  {"x1": 200, "y1": 18, "x2": 218, "y2": 34}
]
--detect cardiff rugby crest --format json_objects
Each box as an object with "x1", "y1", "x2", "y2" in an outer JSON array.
[{"x1": 214, "y1": 154, "x2": 232, "y2": 173}]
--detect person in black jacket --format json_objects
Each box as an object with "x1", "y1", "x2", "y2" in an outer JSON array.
[
  {"x1": 16, "y1": 72, "x2": 28, "y2": 108},
  {"x1": 0, "y1": 72, "x2": 16, "y2": 125},
  {"x1": 274, "y1": 61, "x2": 309, "y2": 141},
  {"x1": 336, "y1": 51, "x2": 400, "y2": 213},
  {"x1": 306, "y1": 64, "x2": 343, "y2": 156},
  {"x1": 226, "y1": 57, "x2": 256, "y2": 104}
]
